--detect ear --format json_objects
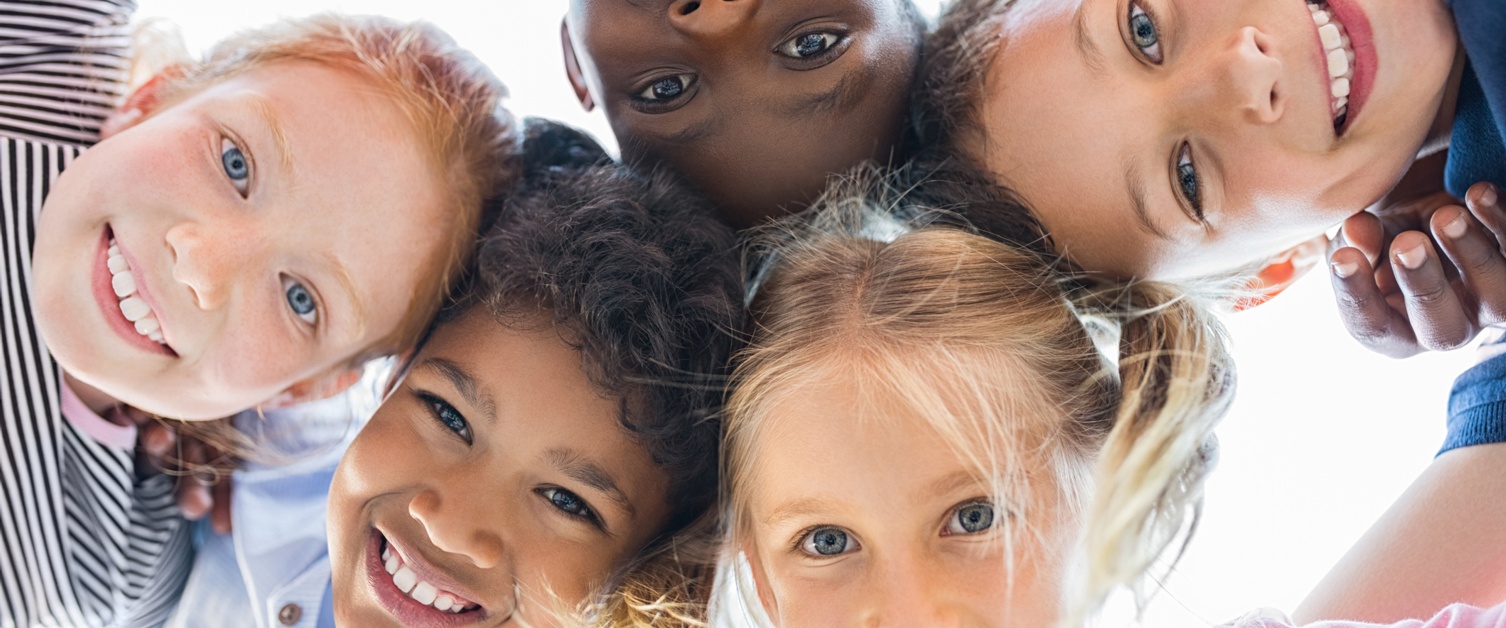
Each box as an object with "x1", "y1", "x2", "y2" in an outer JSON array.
[
  {"x1": 262, "y1": 366, "x2": 365, "y2": 410},
  {"x1": 741, "y1": 545, "x2": 780, "y2": 622},
  {"x1": 100, "y1": 67, "x2": 184, "y2": 139},
  {"x1": 1233, "y1": 233, "x2": 1329, "y2": 311},
  {"x1": 560, "y1": 18, "x2": 596, "y2": 112}
]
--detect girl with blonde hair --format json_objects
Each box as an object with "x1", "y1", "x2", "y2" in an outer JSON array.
[{"x1": 718, "y1": 169, "x2": 1236, "y2": 626}]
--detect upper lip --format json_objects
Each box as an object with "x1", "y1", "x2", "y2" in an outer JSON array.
[
  {"x1": 111, "y1": 229, "x2": 177, "y2": 351},
  {"x1": 381, "y1": 529, "x2": 494, "y2": 614}
]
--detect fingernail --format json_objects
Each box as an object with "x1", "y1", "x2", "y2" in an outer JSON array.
[
  {"x1": 1396, "y1": 244, "x2": 1427, "y2": 270},
  {"x1": 1331, "y1": 261, "x2": 1358, "y2": 278},
  {"x1": 1482, "y1": 184, "x2": 1499, "y2": 208},
  {"x1": 1443, "y1": 213, "x2": 1468, "y2": 239}
]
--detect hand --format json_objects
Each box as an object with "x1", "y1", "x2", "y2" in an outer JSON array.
[
  {"x1": 128, "y1": 408, "x2": 236, "y2": 533},
  {"x1": 1330, "y1": 182, "x2": 1506, "y2": 358}
]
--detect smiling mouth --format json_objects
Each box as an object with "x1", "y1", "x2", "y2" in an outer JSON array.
[
  {"x1": 1307, "y1": 0, "x2": 1357, "y2": 134},
  {"x1": 379, "y1": 535, "x2": 482, "y2": 615},
  {"x1": 106, "y1": 237, "x2": 167, "y2": 345}
]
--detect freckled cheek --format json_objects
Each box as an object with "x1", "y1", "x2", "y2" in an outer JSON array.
[{"x1": 202, "y1": 309, "x2": 315, "y2": 398}]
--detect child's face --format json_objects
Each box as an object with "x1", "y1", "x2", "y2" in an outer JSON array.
[
  {"x1": 31, "y1": 62, "x2": 448, "y2": 420},
  {"x1": 563, "y1": 0, "x2": 918, "y2": 226},
  {"x1": 327, "y1": 308, "x2": 671, "y2": 627},
  {"x1": 972, "y1": 0, "x2": 1457, "y2": 279},
  {"x1": 742, "y1": 373, "x2": 1073, "y2": 626}
]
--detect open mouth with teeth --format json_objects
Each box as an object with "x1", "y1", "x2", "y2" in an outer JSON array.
[
  {"x1": 379, "y1": 536, "x2": 482, "y2": 616},
  {"x1": 1307, "y1": 0, "x2": 1357, "y2": 134},
  {"x1": 106, "y1": 237, "x2": 167, "y2": 345}
]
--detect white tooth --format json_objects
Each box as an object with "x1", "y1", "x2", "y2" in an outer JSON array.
[
  {"x1": 134, "y1": 317, "x2": 159, "y2": 336},
  {"x1": 148, "y1": 332, "x2": 163, "y2": 343},
  {"x1": 111, "y1": 272, "x2": 136, "y2": 297},
  {"x1": 1327, "y1": 48, "x2": 1349, "y2": 78},
  {"x1": 120, "y1": 296, "x2": 151, "y2": 322},
  {"x1": 450, "y1": 603, "x2": 464, "y2": 613},
  {"x1": 108, "y1": 244, "x2": 120, "y2": 257},
  {"x1": 411, "y1": 581, "x2": 438, "y2": 605},
  {"x1": 383, "y1": 546, "x2": 392, "y2": 561},
  {"x1": 384, "y1": 556, "x2": 399, "y2": 575},
  {"x1": 1318, "y1": 23, "x2": 1342, "y2": 51},
  {"x1": 1331, "y1": 77, "x2": 1350, "y2": 98},
  {"x1": 435, "y1": 595, "x2": 455, "y2": 612},
  {"x1": 1312, "y1": 9, "x2": 1330, "y2": 25},
  {"x1": 107, "y1": 255, "x2": 128, "y2": 274},
  {"x1": 1335, "y1": 96, "x2": 1348, "y2": 110},
  {"x1": 1346, "y1": 49, "x2": 1355, "y2": 64},
  {"x1": 392, "y1": 566, "x2": 418, "y2": 593}
]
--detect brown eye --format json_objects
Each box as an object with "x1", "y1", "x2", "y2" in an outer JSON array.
[
  {"x1": 636, "y1": 74, "x2": 695, "y2": 102},
  {"x1": 778, "y1": 32, "x2": 838, "y2": 58}
]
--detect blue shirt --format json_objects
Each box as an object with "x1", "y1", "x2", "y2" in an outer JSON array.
[
  {"x1": 1443, "y1": 0, "x2": 1506, "y2": 198},
  {"x1": 1442, "y1": 336, "x2": 1506, "y2": 455},
  {"x1": 165, "y1": 377, "x2": 381, "y2": 628}
]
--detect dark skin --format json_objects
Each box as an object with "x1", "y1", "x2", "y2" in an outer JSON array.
[{"x1": 562, "y1": 0, "x2": 921, "y2": 228}]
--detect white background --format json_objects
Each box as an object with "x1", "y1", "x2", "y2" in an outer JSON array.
[{"x1": 131, "y1": 1, "x2": 1479, "y2": 625}]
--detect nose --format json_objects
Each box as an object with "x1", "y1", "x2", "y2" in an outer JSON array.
[
  {"x1": 165, "y1": 221, "x2": 262, "y2": 310},
  {"x1": 667, "y1": 0, "x2": 760, "y2": 42},
  {"x1": 859, "y1": 555, "x2": 962, "y2": 627},
  {"x1": 409, "y1": 489, "x2": 507, "y2": 570},
  {"x1": 1197, "y1": 26, "x2": 1284, "y2": 126}
]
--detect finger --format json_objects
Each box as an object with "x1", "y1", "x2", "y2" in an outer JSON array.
[
  {"x1": 177, "y1": 479, "x2": 211, "y2": 520},
  {"x1": 1330, "y1": 246, "x2": 1420, "y2": 358},
  {"x1": 1432, "y1": 205, "x2": 1506, "y2": 325},
  {"x1": 1391, "y1": 231, "x2": 1475, "y2": 351},
  {"x1": 1342, "y1": 211, "x2": 1387, "y2": 265},
  {"x1": 139, "y1": 421, "x2": 176, "y2": 460},
  {"x1": 1465, "y1": 182, "x2": 1506, "y2": 254},
  {"x1": 210, "y1": 479, "x2": 233, "y2": 534}
]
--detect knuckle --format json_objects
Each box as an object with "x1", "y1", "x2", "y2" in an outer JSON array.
[{"x1": 1406, "y1": 283, "x2": 1452, "y2": 306}]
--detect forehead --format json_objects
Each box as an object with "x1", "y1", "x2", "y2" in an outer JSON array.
[{"x1": 191, "y1": 62, "x2": 451, "y2": 341}]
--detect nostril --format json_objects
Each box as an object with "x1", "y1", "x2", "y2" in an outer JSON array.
[{"x1": 679, "y1": 1, "x2": 699, "y2": 15}]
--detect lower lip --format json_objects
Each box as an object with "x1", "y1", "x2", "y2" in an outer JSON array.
[
  {"x1": 363, "y1": 530, "x2": 484, "y2": 628},
  {"x1": 91, "y1": 228, "x2": 174, "y2": 357},
  {"x1": 1328, "y1": 0, "x2": 1375, "y2": 132}
]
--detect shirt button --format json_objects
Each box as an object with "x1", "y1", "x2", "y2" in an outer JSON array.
[{"x1": 277, "y1": 603, "x2": 302, "y2": 626}]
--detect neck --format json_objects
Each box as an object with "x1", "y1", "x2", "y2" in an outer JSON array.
[
  {"x1": 1419, "y1": 42, "x2": 1469, "y2": 158},
  {"x1": 62, "y1": 372, "x2": 124, "y2": 418}
]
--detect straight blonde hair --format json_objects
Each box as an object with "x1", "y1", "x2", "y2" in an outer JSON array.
[{"x1": 723, "y1": 170, "x2": 1236, "y2": 624}]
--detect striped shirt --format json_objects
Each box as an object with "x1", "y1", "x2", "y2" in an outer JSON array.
[{"x1": 1, "y1": 1, "x2": 193, "y2": 626}]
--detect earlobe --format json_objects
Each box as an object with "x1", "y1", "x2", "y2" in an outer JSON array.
[
  {"x1": 1234, "y1": 233, "x2": 1329, "y2": 311},
  {"x1": 101, "y1": 67, "x2": 184, "y2": 139},
  {"x1": 560, "y1": 19, "x2": 596, "y2": 112}
]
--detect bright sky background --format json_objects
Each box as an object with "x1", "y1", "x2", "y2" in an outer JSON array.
[{"x1": 131, "y1": 1, "x2": 1479, "y2": 625}]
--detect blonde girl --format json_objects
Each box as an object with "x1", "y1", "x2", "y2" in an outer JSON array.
[{"x1": 720, "y1": 171, "x2": 1237, "y2": 626}]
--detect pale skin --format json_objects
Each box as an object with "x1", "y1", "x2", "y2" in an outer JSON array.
[
  {"x1": 328, "y1": 309, "x2": 671, "y2": 627},
  {"x1": 973, "y1": 0, "x2": 1459, "y2": 280},
  {"x1": 31, "y1": 60, "x2": 448, "y2": 421},
  {"x1": 741, "y1": 372, "x2": 1075, "y2": 627}
]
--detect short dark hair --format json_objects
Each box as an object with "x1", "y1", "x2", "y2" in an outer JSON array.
[{"x1": 455, "y1": 119, "x2": 744, "y2": 530}]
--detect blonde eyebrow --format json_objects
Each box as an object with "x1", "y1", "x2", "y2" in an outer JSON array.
[
  {"x1": 1073, "y1": 1, "x2": 1109, "y2": 78},
  {"x1": 321, "y1": 249, "x2": 368, "y2": 338},
  {"x1": 245, "y1": 94, "x2": 295, "y2": 183}
]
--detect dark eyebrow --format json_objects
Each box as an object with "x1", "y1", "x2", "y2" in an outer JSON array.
[
  {"x1": 778, "y1": 67, "x2": 870, "y2": 117},
  {"x1": 631, "y1": 115, "x2": 722, "y2": 147},
  {"x1": 1073, "y1": 1, "x2": 1109, "y2": 78},
  {"x1": 1124, "y1": 159, "x2": 1173, "y2": 241},
  {"x1": 418, "y1": 358, "x2": 497, "y2": 423},
  {"x1": 546, "y1": 447, "x2": 637, "y2": 523}
]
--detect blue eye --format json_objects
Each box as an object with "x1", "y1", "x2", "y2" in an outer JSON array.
[
  {"x1": 220, "y1": 137, "x2": 250, "y2": 195},
  {"x1": 418, "y1": 392, "x2": 472, "y2": 444},
  {"x1": 1176, "y1": 142, "x2": 1204, "y2": 219},
  {"x1": 281, "y1": 277, "x2": 318, "y2": 325},
  {"x1": 944, "y1": 502, "x2": 996, "y2": 535},
  {"x1": 799, "y1": 526, "x2": 856, "y2": 557},
  {"x1": 1128, "y1": 2, "x2": 1163, "y2": 64},
  {"x1": 539, "y1": 487, "x2": 599, "y2": 524}
]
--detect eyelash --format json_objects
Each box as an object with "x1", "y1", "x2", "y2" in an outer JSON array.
[
  {"x1": 1174, "y1": 142, "x2": 1205, "y2": 220},
  {"x1": 1126, "y1": 1, "x2": 1164, "y2": 64},
  {"x1": 535, "y1": 487, "x2": 605, "y2": 530},
  {"x1": 774, "y1": 30, "x2": 850, "y2": 68},
  {"x1": 415, "y1": 391, "x2": 473, "y2": 445}
]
